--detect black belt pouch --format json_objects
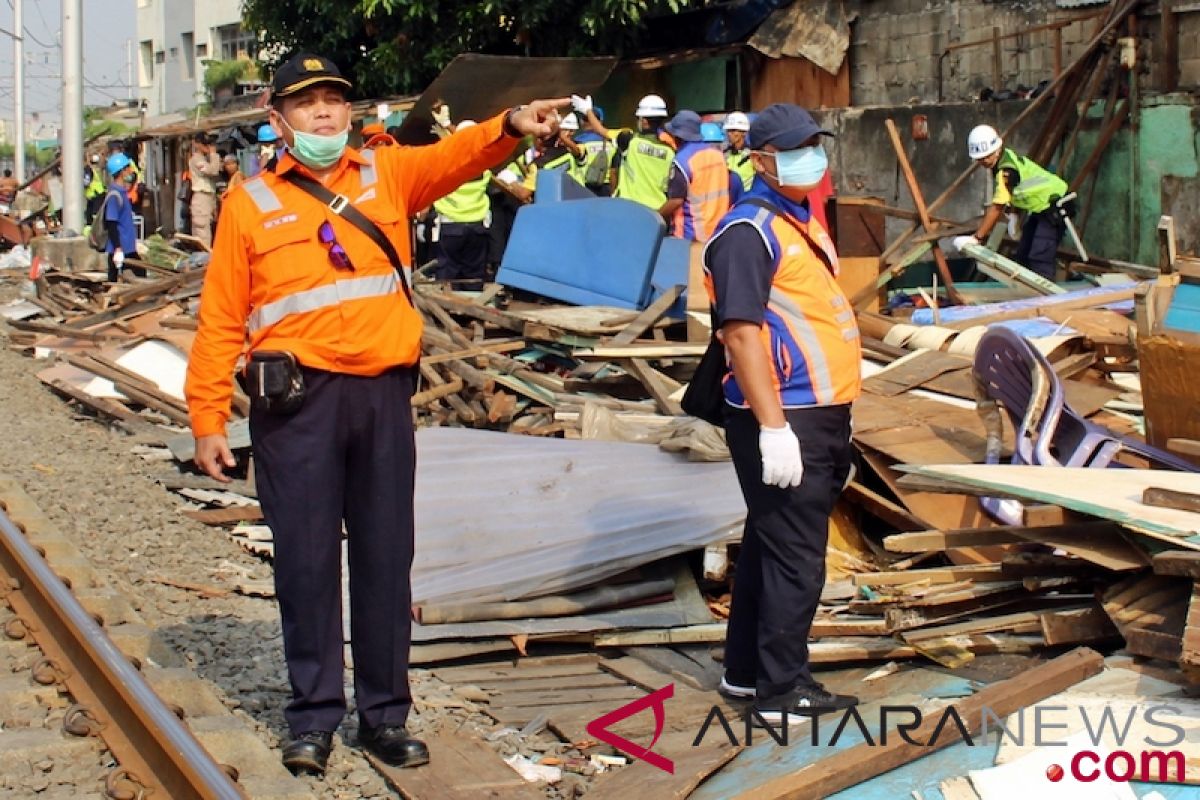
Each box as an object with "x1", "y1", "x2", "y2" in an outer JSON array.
[{"x1": 242, "y1": 351, "x2": 306, "y2": 415}]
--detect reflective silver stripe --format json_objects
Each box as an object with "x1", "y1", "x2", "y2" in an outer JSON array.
[
  {"x1": 360, "y1": 148, "x2": 377, "y2": 188},
  {"x1": 688, "y1": 187, "x2": 728, "y2": 204},
  {"x1": 768, "y1": 288, "x2": 835, "y2": 405},
  {"x1": 831, "y1": 295, "x2": 845, "y2": 308},
  {"x1": 247, "y1": 273, "x2": 399, "y2": 334},
  {"x1": 835, "y1": 309, "x2": 855, "y2": 323},
  {"x1": 842, "y1": 328, "x2": 860, "y2": 341},
  {"x1": 243, "y1": 178, "x2": 282, "y2": 213}
]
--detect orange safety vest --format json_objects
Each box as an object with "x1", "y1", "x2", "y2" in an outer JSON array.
[
  {"x1": 184, "y1": 113, "x2": 519, "y2": 438},
  {"x1": 703, "y1": 191, "x2": 861, "y2": 409},
  {"x1": 671, "y1": 143, "x2": 731, "y2": 243}
]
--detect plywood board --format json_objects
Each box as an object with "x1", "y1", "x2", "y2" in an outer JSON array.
[
  {"x1": 369, "y1": 733, "x2": 544, "y2": 799},
  {"x1": 896, "y1": 464, "x2": 1200, "y2": 550}
]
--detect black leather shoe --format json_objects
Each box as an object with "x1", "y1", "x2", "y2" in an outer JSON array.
[
  {"x1": 281, "y1": 731, "x2": 333, "y2": 775},
  {"x1": 358, "y1": 724, "x2": 430, "y2": 768}
]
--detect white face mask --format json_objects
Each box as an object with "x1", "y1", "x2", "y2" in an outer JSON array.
[{"x1": 279, "y1": 116, "x2": 350, "y2": 169}]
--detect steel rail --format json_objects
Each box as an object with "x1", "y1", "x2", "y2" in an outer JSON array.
[{"x1": 0, "y1": 503, "x2": 244, "y2": 800}]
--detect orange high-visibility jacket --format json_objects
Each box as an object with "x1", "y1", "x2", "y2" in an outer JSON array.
[
  {"x1": 703, "y1": 193, "x2": 861, "y2": 409},
  {"x1": 671, "y1": 143, "x2": 731, "y2": 243},
  {"x1": 184, "y1": 113, "x2": 518, "y2": 438}
]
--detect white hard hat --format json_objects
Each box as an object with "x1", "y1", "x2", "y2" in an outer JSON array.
[
  {"x1": 723, "y1": 112, "x2": 750, "y2": 132},
  {"x1": 967, "y1": 124, "x2": 1002, "y2": 160},
  {"x1": 635, "y1": 94, "x2": 669, "y2": 118},
  {"x1": 560, "y1": 113, "x2": 579, "y2": 131},
  {"x1": 455, "y1": 119, "x2": 477, "y2": 131}
]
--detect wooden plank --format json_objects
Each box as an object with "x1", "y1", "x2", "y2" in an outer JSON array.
[
  {"x1": 883, "y1": 522, "x2": 1149, "y2": 572},
  {"x1": 852, "y1": 565, "x2": 1008, "y2": 587},
  {"x1": 1153, "y1": 551, "x2": 1200, "y2": 580},
  {"x1": 1040, "y1": 605, "x2": 1121, "y2": 646},
  {"x1": 862, "y1": 350, "x2": 971, "y2": 397},
  {"x1": 622, "y1": 358, "x2": 683, "y2": 416},
  {"x1": 467, "y1": 674, "x2": 627, "y2": 694},
  {"x1": 894, "y1": 464, "x2": 1200, "y2": 551},
  {"x1": 900, "y1": 610, "x2": 1041, "y2": 643},
  {"x1": 1142, "y1": 486, "x2": 1200, "y2": 514},
  {"x1": 1182, "y1": 583, "x2": 1200, "y2": 670},
  {"x1": 431, "y1": 660, "x2": 601, "y2": 684},
  {"x1": 421, "y1": 340, "x2": 526, "y2": 365},
  {"x1": 182, "y1": 506, "x2": 264, "y2": 525},
  {"x1": 578, "y1": 343, "x2": 707, "y2": 360},
  {"x1": 368, "y1": 733, "x2": 543, "y2": 800},
  {"x1": 941, "y1": 285, "x2": 1139, "y2": 331},
  {"x1": 584, "y1": 731, "x2": 740, "y2": 800},
  {"x1": 608, "y1": 286, "x2": 684, "y2": 346},
  {"x1": 731, "y1": 648, "x2": 1104, "y2": 800},
  {"x1": 483, "y1": 684, "x2": 644, "y2": 708},
  {"x1": 843, "y1": 481, "x2": 925, "y2": 531}
]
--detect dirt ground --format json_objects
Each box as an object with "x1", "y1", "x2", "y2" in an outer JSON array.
[{"x1": 0, "y1": 273, "x2": 561, "y2": 799}]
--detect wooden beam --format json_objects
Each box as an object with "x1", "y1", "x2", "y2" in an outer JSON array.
[
  {"x1": 623, "y1": 358, "x2": 683, "y2": 416},
  {"x1": 852, "y1": 564, "x2": 1008, "y2": 587},
  {"x1": 1142, "y1": 486, "x2": 1200, "y2": 514},
  {"x1": 608, "y1": 286, "x2": 684, "y2": 346},
  {"x1": 884, "y1": 118, "x2": 963, "y2": 305},
  {"x1": 1152, "y1": 551, "x2": 1200, "y2": 580},
  {"x1": 733, "y1": 648, "x2": 1104, "y2": 800},
  {"x1": 844, "y1": 482, "x2": 925, "y2": 531}
]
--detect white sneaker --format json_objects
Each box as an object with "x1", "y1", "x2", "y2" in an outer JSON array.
[
  {"x1": 718, "y1": 675, "x2": 756, "y2": 700},
  {"x1": 752, "y1": 697, "x2": 816, "y2": 727}
]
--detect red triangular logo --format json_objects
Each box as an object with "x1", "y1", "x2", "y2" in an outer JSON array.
[{"x1": 585, "y1": 683, "x2": 675, "y2": 774}]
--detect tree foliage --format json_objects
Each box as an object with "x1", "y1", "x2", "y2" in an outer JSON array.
[{"x1": 243, "y1": 0, "x2": 689, "y2": 98}]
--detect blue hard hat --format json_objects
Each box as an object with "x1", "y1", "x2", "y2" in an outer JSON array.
[
  {"x1": 593, "y1": 106, "x2": 605, "y2": 122},
  {"x1": 700, "y1": 122, "x2": 725, "y2": 143},
  {"x1": 106, "y1": 152, "x2": 131, "y2": 176},
  {"x1": 257, "y1": 124, "x2": 279, "y2": 143}
]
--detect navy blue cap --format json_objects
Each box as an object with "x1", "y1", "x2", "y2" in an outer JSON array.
[
  {"x1": 272, "y1": 53, "x2": 352, "y2": 98},
  {"x1": 748, "y1": 103, "x2": 832, "y2": 150},
  {"x1": 664, "y1": 110, "x2": 703, "y2": 143}
]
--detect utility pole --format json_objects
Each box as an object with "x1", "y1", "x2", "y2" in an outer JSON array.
[
  {"x1": 126, "y1": 38, "x2": 133, "y2": 101},
  {"x1": 61, "y1": 0, "x2": 83, "y2": 231},
  {"x1": 13, "y1": 0, "x2": 24, "y2": 181}
]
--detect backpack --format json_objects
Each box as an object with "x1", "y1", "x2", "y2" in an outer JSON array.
[{"x1": 88, "y1": 190, "x2": 123, "y2": 251}]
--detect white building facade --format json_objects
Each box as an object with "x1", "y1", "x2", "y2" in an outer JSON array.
[{"x1": 135, "y1": 0, "x2": 254, "y2": 116}]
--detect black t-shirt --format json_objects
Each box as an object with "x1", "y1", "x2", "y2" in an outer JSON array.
[{"x1": 704, "y1": 223, "x2": 775, "y2": 327}]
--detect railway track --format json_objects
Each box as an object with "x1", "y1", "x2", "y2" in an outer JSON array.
[{"x1": 0, "y1": 479, "x2": 310, "y2": 800}]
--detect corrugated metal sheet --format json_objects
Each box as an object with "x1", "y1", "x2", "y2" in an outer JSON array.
[
  {"x1": 410, "y1": 427, "x2": 745, "y2": 604},
  {"x1": 748, "y1": 0, "x2": 851, "y2": 75}
]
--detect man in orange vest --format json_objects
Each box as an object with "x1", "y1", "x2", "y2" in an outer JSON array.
[
  {"x1": 184, "y1": 52, "x2": 568, "y2": 777},
  {"x1": 660, "y1": 110, "x2": 736, "y2": 242},
  {"x1": 702, "y1": 103, "x2": 861, "y2": 725}
]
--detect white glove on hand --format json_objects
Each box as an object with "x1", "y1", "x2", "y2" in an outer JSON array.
[
  {"x1": 431, "y1": 104, "x2": 451, "y2": 129},
  {"x1": 571, "y1": 94, "x2": 593, "y2": 115},
  {"x1": 759, "y1": 423, "x2": 804, "y2": 488},
  {"x1": 112, "y1": 249, "x2": 125, "y2": 268},
  {"x1": 952, "y1": 235, "x2": 980, "y2": 253}
]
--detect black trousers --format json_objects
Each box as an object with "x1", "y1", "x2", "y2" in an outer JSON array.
[
  {"x1": 436, "y1": 222, "x2": 489, "y2": 281},
  {"x1": 251, "y1": 365, "x2": 417, "y2": 736},
  {"x1": 1015, "y1": 209, "x2": 1063, "y2": 280},
  {"x1": 722, "y1": 404, "x2": 853, "y2": 701}
]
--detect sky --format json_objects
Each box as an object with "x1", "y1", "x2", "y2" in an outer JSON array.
[{"x1": 0, "y1": 0, "x2": 138, "y2": 129}]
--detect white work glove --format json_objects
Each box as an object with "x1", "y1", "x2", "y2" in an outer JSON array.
[
  {"x1": 759, "y1": 423, "x2": 804, "y2": 489},
  {"x1": 112, "y1": 249, "x2": 125, "y2": 269},
  {"x1": 952, "y1": 235, "x2": 980, "y2": 253},
  {"x1": 571, "y1": 94, "x2": 593, "y2": 115},
  {"x1": 431, "y1": 104, "x2": 451, "y2": 129}
]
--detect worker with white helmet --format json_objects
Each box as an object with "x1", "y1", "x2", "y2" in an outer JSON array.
[
  {"x1": 572, "y1": 107, "x2": 613, "y2": 195},
  {"x1": 571, "y1": 92, "x2": 675, "y2": 211},
  {"x1": 953, "y1": 124, "x2": 1071, "y2": 280},
  {"x1": 431, "y1": 119, "x2": 494, "y2": 285},
  {"x1": 722, "y1": 111, "x2": 755, "y2": 191}
]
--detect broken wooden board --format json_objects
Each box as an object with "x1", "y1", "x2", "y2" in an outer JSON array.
[
  {"x1": 896, "y1": 464, "x2": 1200, "y2": 550},
  {"x1": 861, "y1": 349, "x2": 972, "y2": 397},
  {"x1": 368, "y1": 733, "x2": 544, "y2": 799},
  {"x1": 584, "y1": 731, "x2": 740, "y2": 800},
  {"x1": 884, "y1": 522, "x2": 1151, "y2": 572}
]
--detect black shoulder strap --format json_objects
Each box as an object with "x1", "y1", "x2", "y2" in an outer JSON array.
[
  {"x1": 280, "y1": 170, "x2": 413, "y2": 303},
  {"x1": 738, "y1": 197, "x2": 836, "y2": 275}
]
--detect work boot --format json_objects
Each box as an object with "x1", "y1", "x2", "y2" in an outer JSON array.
[
  {"x1": 281, "y1": 731, "x2": 333, "y2": 776},
  {"x1": 751, "y1": 682, "x2": 858, "y2": 727},
  {"x1": 358, "y1": 724, "x2": 430, "y2": 768}
]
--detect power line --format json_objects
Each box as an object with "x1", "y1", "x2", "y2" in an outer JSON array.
[{"x1": 3, "y1": 0, "x2": 58, "y2": 49}]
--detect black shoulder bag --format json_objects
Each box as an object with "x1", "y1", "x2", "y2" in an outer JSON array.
[{"x1": 679, "y1": 198, "x2": 835, "y2": 427}]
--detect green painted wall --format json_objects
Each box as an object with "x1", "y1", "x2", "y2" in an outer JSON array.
[{"x1": 1063, "y1": 97, "x2": 1199, "y2": 265}]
